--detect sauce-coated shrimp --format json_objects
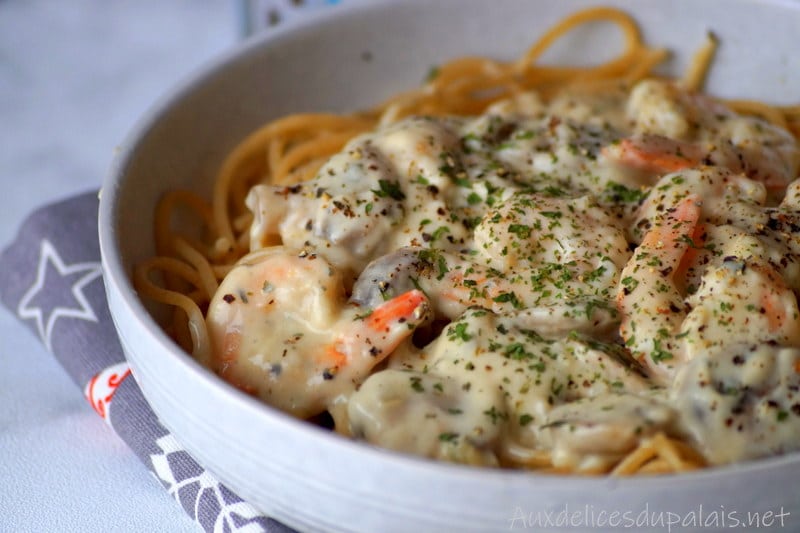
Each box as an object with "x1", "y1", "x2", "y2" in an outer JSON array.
[
  {"x1": 618, "y1": 181, "x2": 800, "y2": 382},
  {"x1": 602, "y1": 80, "x2": 800, "y2": 191},
  {"x1": 616, "y1": 195, "x2": 701, "y2": 382},
  {"x1": 682, "y1": 259, "x2": 800, "y2": 359},
  {"x1": 352, "y1": 246, "x2": 620, "y2": 337},
  {"x1": 472, "y1": 192, "x2": 630, "y2": 275},
  {"x1": 602, "y1": 134, "x2": 742, "y2": 178},
  {"x1": 205, "y1": 247, "x2": 431, "y2": 420}
]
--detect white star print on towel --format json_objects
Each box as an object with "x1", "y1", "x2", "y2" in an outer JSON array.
[{"x1": 17, "y1": 239, "x2": 103, "y2": 350}]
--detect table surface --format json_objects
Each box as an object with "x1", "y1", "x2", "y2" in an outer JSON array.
[{"x1": 0, "y1": 2, "x2": 238, "y2": 531}]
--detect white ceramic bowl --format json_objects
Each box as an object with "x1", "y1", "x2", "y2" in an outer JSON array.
[{"x1": 99, "y1": 1, "x2": 800, "y2": 531}]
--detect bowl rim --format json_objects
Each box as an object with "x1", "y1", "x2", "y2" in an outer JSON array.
[{"x1": 98, "y1": 0, "x2": 800, "y2": 495}]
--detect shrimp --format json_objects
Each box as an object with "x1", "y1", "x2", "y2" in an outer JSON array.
[
  {"x1": 205, "y1": 246, "x2": 431, "y2": 421},
  {"x1": 626, "y1": 79, "x2": 731, "y2": 141},
  {"x1": 633, "y1": 167, "x2": 767, "y2": 238},
  {"x1": 351, "y1": 247, "x2": 524, "y2": 318},
  {"x1": 616, "y1": 195, "x2": 702, "y2": 382},
  {"x1": 245, "y1": 116, "x2": 470, "y2": 278},
  {"x1": 681, "y1": 259, "x2": 800, "y2": 359},
  {"x1": 351, "y1": 192, "x2": 629, "y2": 336},
  {"x1": 618, "y1": 181, "x2": 800, "y2": 382},
  {"x1": 245, "y1": 156, "x2": 405, "y2": 278},
  {"x1": 602, "y1": 133, "x2": 743, "y2": 179},
  {"x1": 472, "y1": 192, "x2": 630, "y2": 276},
  {"x1": 351, "y1": 246, "x2": 620, "y2": 338},
  {"x1": 604, "y1": 132, "x2": 798, "y2": 194},
  {"x1": 602, "y1": 79, "x2": 800, "y2": 190},
  {"x1": 636, "y1": 167, "x2": 800, "y2": 292}
]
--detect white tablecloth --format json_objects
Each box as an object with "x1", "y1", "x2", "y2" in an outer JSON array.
[{"x1": 0, "y1": 2, "x2": 237, "y2": 531}]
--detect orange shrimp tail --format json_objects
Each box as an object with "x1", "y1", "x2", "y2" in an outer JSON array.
[{"x1": 367, "y1": 289, "x2": 428, "y2": 332}]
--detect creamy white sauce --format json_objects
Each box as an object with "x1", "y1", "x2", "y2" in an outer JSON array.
[{"x1": 207, "y1": 79, "x2": 800, "y2": 469}]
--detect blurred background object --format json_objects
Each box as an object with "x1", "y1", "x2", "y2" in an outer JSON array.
[
  {"x1": 0, "y1": 2, "x2": 237, "y2": 531},
  {"x1": 238, "y1": 0, "x2": 343, "y2": 36}
]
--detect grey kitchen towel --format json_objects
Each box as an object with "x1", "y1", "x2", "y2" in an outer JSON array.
[{"x1": 0, "y1": 191, "x2": 295, "y2": 533}]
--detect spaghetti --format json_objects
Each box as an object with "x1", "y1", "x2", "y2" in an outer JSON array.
[{"x1": 135, "y1": 6, "x2": 800, "y2": 476}]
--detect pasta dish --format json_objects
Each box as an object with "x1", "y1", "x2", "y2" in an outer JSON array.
[{"x1": 135, "y1": 7, "x2": 800, "y2": 475}]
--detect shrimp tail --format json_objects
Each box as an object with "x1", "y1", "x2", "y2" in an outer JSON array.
[
  {"x1": 321, "y1": 289, "x2": 431, "y2": 376},
  {"x1": 366, "y1": 289, "x2": 430, "y2": 332}
]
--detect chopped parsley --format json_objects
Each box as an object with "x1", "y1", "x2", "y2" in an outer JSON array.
[
  {"x1": 508, "y1": 223, "x2": 532, "y2": 239},
  {"x1": 504, "y1": 342, "x2": 533, "y2": 360},
  {"x1": 448, "y1": 322, "x2": 473, "y2": 342},
  {"x1": 493, "y1": 291, "x2": 523, "y2": 309},
  {"x1": 620, "y1": 276, "x2": 640, "y2": 294},
  {"x1": 372, "y1": 179, "x2": 406, "y2": 200},
  {"x1": 438, "y1": 431, "x2": 459, "y2": 442},
  {"x1": 650, "y1": 338, "x2": 674, "y2": 363},
  {"x1": 483, "y1": 406, "x2": 508, "y2": 424},
  {"x1": 604, "y1": 182, "x2": 647, "y2": 203},
  {"x1": 540, "y1": 210, "x2": 563, "y2": 219}
]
